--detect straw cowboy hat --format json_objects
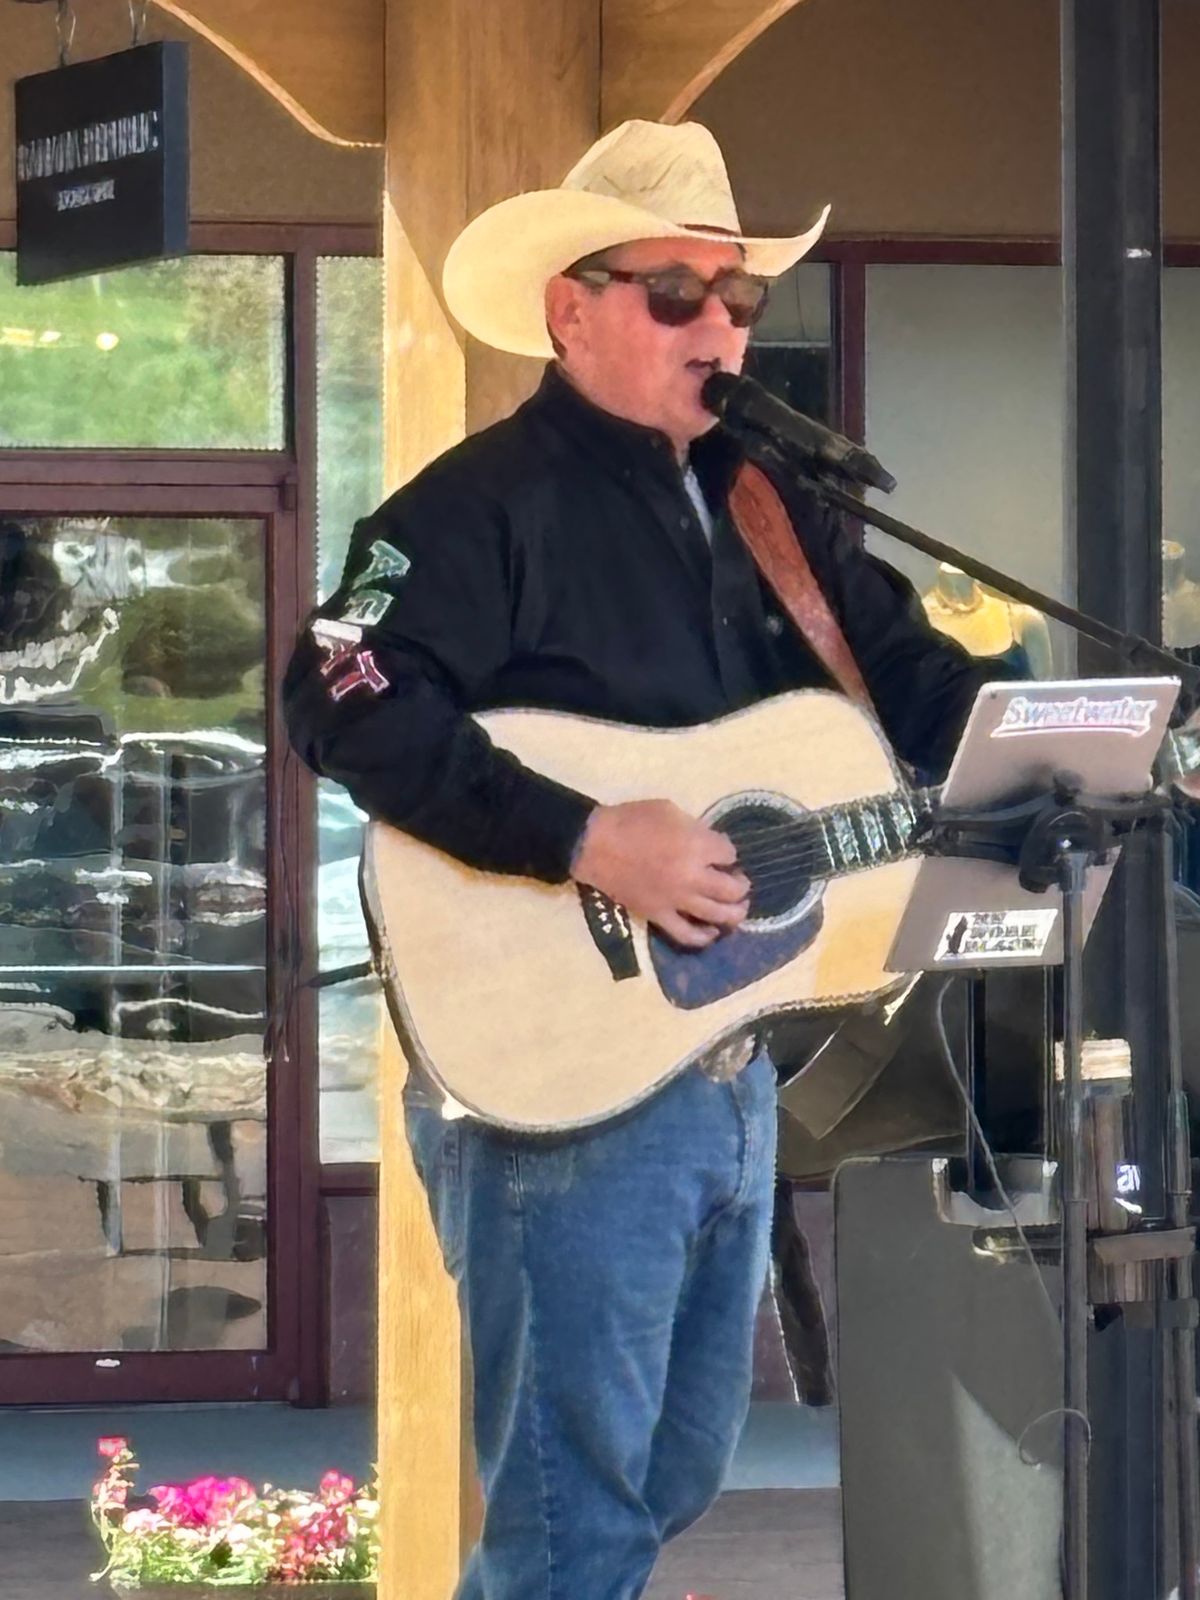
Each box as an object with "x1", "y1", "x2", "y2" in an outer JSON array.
[{"x1": 442, "y1": 119, "x2": 830, "y2": 359}]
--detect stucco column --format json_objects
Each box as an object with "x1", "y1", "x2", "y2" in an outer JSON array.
[{"x1": 376, "y1": 6, "x2": 599, "y2": 1595}]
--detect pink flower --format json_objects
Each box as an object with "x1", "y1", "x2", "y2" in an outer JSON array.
[
  {"x1": 120, "y1": 1508, "x2": 168, "y2": 1535},
  {"x1": 97, "y1": 1437, "x2": 128, "y2": 1460},
  {"x1": 319, "y1": 1470, "x2": 355, "y2": 1504},
  {"x1": 148, "y1": 1484, "x2": 195, "y2": 1525},
  {"x1": 196, "y1": 1476, "x2": 255, "y2": 1521},
  {"x1": 150, "y1": 1474, "x2": 255, "y2": 1528}
]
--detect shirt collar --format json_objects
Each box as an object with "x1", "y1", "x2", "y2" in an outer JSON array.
[{"x1": 531, "y1": 362, "x2": 743, "y2": 499}]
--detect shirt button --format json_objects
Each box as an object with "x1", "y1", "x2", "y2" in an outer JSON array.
[
  {"x1": 678, "y1": 515, "x2": 689, "y2": 530},
  {"x1": 766, "y1": 613, "x2": 784, "y2": 637}
]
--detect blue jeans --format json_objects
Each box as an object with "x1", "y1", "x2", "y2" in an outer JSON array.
[{"x1": 404, "y1": 1051, "x2": 778, "y2": 1600}]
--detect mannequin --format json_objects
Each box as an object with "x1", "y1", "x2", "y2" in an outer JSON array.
[
  {"x1": 921, "y1": 563, "x2": 1053, "y2": 678},
  {"x1": 1163, "y1": 539, "x2": 1200, "y2": 650}
]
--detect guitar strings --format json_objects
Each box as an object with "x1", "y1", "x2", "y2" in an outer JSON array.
[
  {"x1": 702, "y1": 798, "x2": 923, "y2": 851},
  {"x1": 713, "y1": 796, "x2": 915, "y2": 834},
  {"x1": 722, "y1": 814, "x2": 920, "y2": 875},
  {"x1": 727, "y1": 832, "x2": 908, "y2": 874},
  {"x1": 731, "y1": 815, "x2": 915, "y2": 856},
  {"x1": 723, "y1": 818, "x2": 928, "y2": 888},
  {"x1": 713, "y1": 845, "x2": 916, "y2": 895},
  {"x1": 693, "y1": 782, "x2": 935, "y2": 854}
]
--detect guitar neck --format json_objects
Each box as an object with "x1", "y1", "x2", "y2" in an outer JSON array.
[{"x1": 811, "y1": 784, "x2": 937, "y2": 878}]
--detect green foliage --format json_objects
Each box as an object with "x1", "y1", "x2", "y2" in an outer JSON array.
[
  {"x1": 316, "y1": 258, "x2": 385, "y2": 598},
  {"x1": 0, "y1": 255, "x2": 285, "y2": 449}
]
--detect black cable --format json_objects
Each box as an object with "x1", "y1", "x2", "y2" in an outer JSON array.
[{"x1": 931, "y1": 975, "x2": 1093, "y2": 1469}]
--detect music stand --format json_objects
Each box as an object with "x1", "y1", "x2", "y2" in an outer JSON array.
[{"x1": 885, "y1": 676, "x2": 1191, "y2": 1600}]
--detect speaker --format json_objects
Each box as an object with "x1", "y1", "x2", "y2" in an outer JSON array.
[{"x1": 835, "y1": 1156, "x2": 1063, "y2": 1599}]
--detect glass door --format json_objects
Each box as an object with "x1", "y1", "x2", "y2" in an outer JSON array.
[{"x1": 0, "y1": 491, "x2": 314, "y2": 1402}]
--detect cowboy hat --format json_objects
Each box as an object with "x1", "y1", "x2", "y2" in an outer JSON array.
[{"x1": 442, "y1": 119, "x2": 830, "y2": 359}]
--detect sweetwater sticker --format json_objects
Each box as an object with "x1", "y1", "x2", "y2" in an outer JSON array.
[
  {"x1": 936, "y1": 908, "x2": 1059, "y2": 961},
  {"x1": 991, "y1": 693, "x2": 1157, "y2": 738}
]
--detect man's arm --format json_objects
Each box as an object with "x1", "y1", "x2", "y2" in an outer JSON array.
[
  {"x1": 284, "y1": 481, "x2": 595, "y2": 883},
  {"x1": 288, "y1": 468, "x2": 750, "y2": 941}
]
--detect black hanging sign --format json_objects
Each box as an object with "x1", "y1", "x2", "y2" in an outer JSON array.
[{"x1": 14, "y1": 41, "x2": 189, "y2": 286}]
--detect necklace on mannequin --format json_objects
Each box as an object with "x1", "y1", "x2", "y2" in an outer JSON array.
[
  {"x1": 921, "y1": 562, "x2": 1054, "y2": 676},
  {"x1": 926, "y1": 564, "x2": 985, "y2": 614}
]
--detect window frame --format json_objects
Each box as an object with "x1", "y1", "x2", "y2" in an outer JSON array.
[{"x1": 0, "y1": 218, "x2": 378, "y2": 1402}]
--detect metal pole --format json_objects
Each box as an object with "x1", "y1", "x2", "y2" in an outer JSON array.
[
  {"x1": 1061, "y1": 4, "x2": 1165, "y2": 1592},
  {"x1": 1160, "y1": 822, "x2": 1200, "y2": 1600},
  {"x1": 1061, "y1": 846, "x2": 1091, "y2": 1600}
]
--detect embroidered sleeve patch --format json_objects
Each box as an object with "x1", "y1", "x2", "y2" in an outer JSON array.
[
  {"x1": 352, "y1": 539, "x2": 411, "y2": 590},
  {"x1": 312, "y1": 618, "x2": 391, "y2": 702},
  {"x1": 310, "y1": 617, "x2": 363, "y2": 649},
  {"x1": 339, "y1": 588, "x2": 394, "y2": 627},
  {"x1": 319, "y1": 644, "x2": 390, "y2": 702}
]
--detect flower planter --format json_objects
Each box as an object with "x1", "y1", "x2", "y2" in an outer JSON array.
[
  {"x1": 108, "y1": 1584, "x2": 374, "y2": 1598},
  {"x1": 91, "y1": 1440, "x2": 378, "y2": 1594}
]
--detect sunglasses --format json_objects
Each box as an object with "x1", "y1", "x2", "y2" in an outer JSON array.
[{"x1": 568, "y1": 264, "x2": 771, "y2": 330}]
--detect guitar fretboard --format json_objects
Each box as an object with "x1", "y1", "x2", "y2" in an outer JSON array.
[{"x1": 812, "y1": 790, "x2": 925, "y2": 878}]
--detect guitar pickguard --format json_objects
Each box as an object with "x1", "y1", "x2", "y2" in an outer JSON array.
[{"x1": 648, "y1": 899, "x2": 825, "y2": 1009}]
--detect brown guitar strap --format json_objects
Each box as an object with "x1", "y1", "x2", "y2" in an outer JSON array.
[{"x1": 727, "y1": 460, "x2": 877, "y2": 719}]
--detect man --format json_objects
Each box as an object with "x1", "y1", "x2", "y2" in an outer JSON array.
[{"x1": 285, "y1": 119, "x2": 996, "y2": 1599}]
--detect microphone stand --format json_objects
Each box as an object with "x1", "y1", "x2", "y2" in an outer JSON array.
[
  {"x1": 748, "y1": 436, "x2": 1200, "y2": 1600},
  {"x1": 779, "y1": 455, "x2": 1200, "y2": 712}
]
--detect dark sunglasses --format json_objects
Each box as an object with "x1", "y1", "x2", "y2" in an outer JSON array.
[{"x1": 567, "y1": 264, "x2": 771, "y2": 330}]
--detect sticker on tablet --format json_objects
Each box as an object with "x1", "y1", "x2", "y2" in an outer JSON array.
[
  {"x1": 992, "y1": 694, "x2": 1157, "y2": 739},
  {"x1": 936, "y1": 908, "x2": 1058, "y2": 961}
]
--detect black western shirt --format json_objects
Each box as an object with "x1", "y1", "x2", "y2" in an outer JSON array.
[{"x1": 284, "y1": 364, "x2": 999, "y2": 881}]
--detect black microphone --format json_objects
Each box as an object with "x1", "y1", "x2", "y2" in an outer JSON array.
[{"x1": 701, "y1": 370, "x2": 897, "y2": 494}]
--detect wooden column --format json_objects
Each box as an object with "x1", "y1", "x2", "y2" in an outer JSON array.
[{"x1": 377, "y1": 6, "x2": 599, "y2": 1598}]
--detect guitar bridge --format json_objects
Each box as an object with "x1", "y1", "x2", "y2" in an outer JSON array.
[{"x1": 577, "y1": 886, "x2": 640, "y2": 981}]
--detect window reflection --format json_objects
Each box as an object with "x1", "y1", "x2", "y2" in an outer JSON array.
[
  {"x1": 316, "y1": 257, "x2": 385, "y2": 1164},
  {"x1": 0, "y1": 517, "x2": 267, "y2": 1353}
]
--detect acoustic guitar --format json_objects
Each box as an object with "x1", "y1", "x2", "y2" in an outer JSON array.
[{"x1": 362, "y1": 689, "x2": 924, "y2": 1132}]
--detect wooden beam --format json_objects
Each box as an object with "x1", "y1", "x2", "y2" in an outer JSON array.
[
  {"x1": 602, "y1": 0, "x2": 808, "y2": 129},
  {"x1": 377, "y1": 6, "x2": 599, "y2": 1597},
  {"x1": 150, "y1": 1, "x2": 804, "y2": 154},
  {"x1": 151, "y1": 0, "x2": 385, "y2": 146}
]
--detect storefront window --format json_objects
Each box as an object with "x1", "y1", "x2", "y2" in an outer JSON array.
[
  {"x1": 315, "y1": 256, "x2": 385, "y2": 1164},
  {"x1": 0, "y1": 515, "x2": 268, "y2": 1352},
  {"x1": 1164, "y1": 269, "x2": 1200, "y2": 649},
  {"x1": 746, "y1": 261, "x2": 833, "y2": 420},
  {"x1": 0, "y1": 254, "x2": 286, "y2": 451},
  {"x1": 864, "y1": 264, "x2": 1064, "y2": 677}
]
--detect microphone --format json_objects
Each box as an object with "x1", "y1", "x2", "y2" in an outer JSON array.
[{"x1": 701, "y1": 370, "x2": 898, "y2": 494}]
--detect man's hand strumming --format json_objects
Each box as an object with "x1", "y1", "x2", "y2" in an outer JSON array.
[{"x1": 571, "y1": 800, "x2": 751, "y2": 950}]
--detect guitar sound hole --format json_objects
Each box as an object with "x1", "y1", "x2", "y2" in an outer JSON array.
[{"x1": 715, "y1": 802, "x2": 818, "y2": 923}]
